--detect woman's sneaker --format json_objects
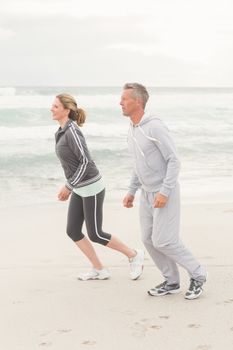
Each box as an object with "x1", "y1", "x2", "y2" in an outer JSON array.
[
  {"x1": 78, "y1": 268, "x2": 111, "y2": 281},
  {"x1": 129, "y1": 249, "x2": 144, "y2": 280},
  {"x1": 185, "y1": 278, "x2": 203, "y2": 300},
  {"x1": 148, "y1": 281, "x2": 180, "y2": 296}
]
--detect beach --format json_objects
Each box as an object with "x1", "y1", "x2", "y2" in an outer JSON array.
[
  {"x1": 1, "y1": 199, "x2": 233, "y2": 350},
  {"x1": 0, "y1": 85, "x2": 232, "y2": 349}
]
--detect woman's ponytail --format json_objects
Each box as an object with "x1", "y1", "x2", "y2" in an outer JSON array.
[{"x1": 76, "y1": 108, "x2": 86, "y2": 126}]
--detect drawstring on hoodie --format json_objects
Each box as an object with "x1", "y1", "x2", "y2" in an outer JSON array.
[
  {"x1": 129, "y1": 127, "x2": 145, "y2": 157},
  {"x1": 129, "y1": 124, "x2": 161, "y2": 158},
  {"x1": 138, "y1": 126, "x2": 161, "y2": 144}
]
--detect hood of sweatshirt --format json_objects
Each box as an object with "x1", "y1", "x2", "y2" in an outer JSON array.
[{"x1": 129, "y1": 112, "x2": 163, "y2": 158}]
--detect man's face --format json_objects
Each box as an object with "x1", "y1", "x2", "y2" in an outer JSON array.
[{"x1": 120, "y1": 89, "x2": 139, "y2": 117}]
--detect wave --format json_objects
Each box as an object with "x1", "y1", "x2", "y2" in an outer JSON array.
[
  {"x1": 0, "y1": 121, "x2": 128, "y2": 140},
  {"x1": 0, "y1": 94, "x2": 121, "y2": 109},
  {"x1": 0, "y1": 95, "x2": 54, "y2": 109},
  {"x1": 0, "y1": 86, "x2": 232, "y2": 109},
  {"x1": 0, "y1": 87, "x2": 16, "y2": 96},
  {"x1": 1, "y1": 93, "x2": 233, "y2": 110},
  {"x1": 0, "y1": 125, "x2": 57, "y2": 140}
]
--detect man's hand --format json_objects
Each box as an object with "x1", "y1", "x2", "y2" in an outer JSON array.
[
  {"x1": 123, "y1": 194, "x2": 135, "y2": 208},
  {"x1": 154, "y1": 193, "x2": 168, "y2": 208},
  {"x1": 58, "y1": 186, "x2": 71, "y2": 201}
]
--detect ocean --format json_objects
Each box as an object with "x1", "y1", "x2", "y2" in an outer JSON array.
[{"x1": 0, "y1": 86, "x2": 232, "y2": 208}]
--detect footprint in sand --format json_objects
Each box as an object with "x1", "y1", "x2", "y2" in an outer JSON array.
[
  {"x1": 188, "y1": 324, "x2": 201, "y2": 329},
  {"x1": 131, "y1": 318, "x2": 162, "y2": 337},
  {"x1": 159, "y1": 315, "x2": 170, "y2": 319},
  {"x1": 57, "y1": 329, "x2": 72, "y2": 334},
  {"x1": 40, "y1": 331, "x2": 52, "y2": 337},
  {"x1": 81, "y1": 340, "x2": 97, "y2": 346},
  {"x1": 39, "y1": 342, "x2": 52, "y2": 347},
  {"x1": 40, "y1": 329, "x2": 72, "y2": 337},
  {"x1": 12, "y1": 300, "x2": 23, "y2": 304},
  {"x1": 224, "y1": 299, "x2": 233, "y2": 304},
  {"x1": 149, "y1": 325, "x2": 162, "y2": 330}
]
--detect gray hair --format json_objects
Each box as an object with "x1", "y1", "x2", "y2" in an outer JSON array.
[{"x1": 123, "y1": 83, "x2": 149, "y2": 108}]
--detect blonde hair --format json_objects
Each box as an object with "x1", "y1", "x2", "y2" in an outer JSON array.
[
  {"x1": 56, "y1": 93, "x2": 86, "y2": 126},
  {"x1": 123, "y1": 83, "x2": 149, "y2": 108}
]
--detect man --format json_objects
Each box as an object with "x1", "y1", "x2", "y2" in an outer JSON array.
[{"x1": 121, "y1": 83, "x2": 207, "y2": 300}]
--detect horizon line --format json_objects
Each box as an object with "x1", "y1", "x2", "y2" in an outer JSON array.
[{"x1": 1, "y1": 85, "x2": 233, "y2": 89}]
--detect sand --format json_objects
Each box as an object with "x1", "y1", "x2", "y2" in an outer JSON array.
[{"x1": 0, "y1": 199, "x2": 233, "y2": 350}]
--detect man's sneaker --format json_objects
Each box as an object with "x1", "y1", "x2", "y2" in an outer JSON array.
[
  {"x1": 129, "y1": 249, "x2": 144, "y2": 280},
  {"x1": 185, "y1": 278, "x2": 203, "y2": 300},
  {"x1": 148, "y1": 281, "x2": 180, "y2": 296},
  {"x1": 77, "y1": 268, "x2": 111, "y2": 281}
]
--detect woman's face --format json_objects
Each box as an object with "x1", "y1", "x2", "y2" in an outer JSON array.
[{"x1": 51, "y1": 97, "x2": 69, "y2": 123}]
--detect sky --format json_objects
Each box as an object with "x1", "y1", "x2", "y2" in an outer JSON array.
[{"x1": 0, "y1": 0, "x2": 233, "y2": 86}]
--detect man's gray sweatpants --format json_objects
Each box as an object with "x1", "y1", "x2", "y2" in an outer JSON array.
[{"x1": 139, "y1": 184, "x2": 206, "y2": 284}]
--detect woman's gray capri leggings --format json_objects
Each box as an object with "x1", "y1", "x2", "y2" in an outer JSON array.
[{"x1": 66, "y1": 189, "x2": 111, "y2": 245}]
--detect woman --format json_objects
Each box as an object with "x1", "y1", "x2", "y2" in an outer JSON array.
[{"x1": 51, "y1": 93, "x2": 144, "y2": 281}]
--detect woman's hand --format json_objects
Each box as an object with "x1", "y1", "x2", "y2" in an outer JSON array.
[{"x1": 58, "y1": 186, "x2": 71, "y2": 201}]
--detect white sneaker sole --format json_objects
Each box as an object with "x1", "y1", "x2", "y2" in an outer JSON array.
[
  {"x1": 78, "y1": 273, "x2": 111, "y2": 281},
  {"x1": 78, "y1": 276, "x2": 110, "y2": 281},
  {"x1": 148, "y1": 288, "x2": 181, "y2": 296},
  {"x1": 184, "y1": 289, "x2": 203, "y2": 300}
]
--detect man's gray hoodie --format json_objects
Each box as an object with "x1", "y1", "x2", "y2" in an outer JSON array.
[{"x1": 127, "y1": 113, "x2": 180, "y2": 198}]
